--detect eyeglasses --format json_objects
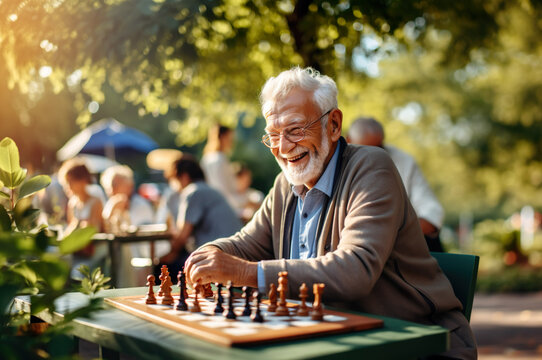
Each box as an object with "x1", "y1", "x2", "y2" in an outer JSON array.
[{"x1": 261, "y1": 109, "x2": 333, "y2": 148}]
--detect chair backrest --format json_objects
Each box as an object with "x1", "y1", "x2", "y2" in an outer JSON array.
[{"x1": 430, "y1": 252, "x2": 480, "y2": 322}]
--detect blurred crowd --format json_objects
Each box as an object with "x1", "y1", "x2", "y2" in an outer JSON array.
[{"x1": 34, "y1": 124, "x2": 263, "y2": 287}]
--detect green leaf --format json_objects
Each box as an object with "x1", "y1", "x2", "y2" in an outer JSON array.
[
  {"x1": 27, "y1": 260, "x2": 70, "y2": 291},
  {"x1": 0, "y1": 190, "x2": 9, "y2": 199},
  {"x1": 19, "y1": 175, "x2": 51, "y2": 200},
  {"x1": 0, "y1": 205, "x2": 11, "y2": 231},
  {"x1": 0, "y1": 138, "x2": 21, "y2": 173},
  {"x1": 10, "y1": 262, "x2": 38, "y2": 285},
  {"x1": 58, "y1": 227, "x2": 95, "y2": 255},
  {"x1": 0, "y1": 167, "x2": 27, "y2": 189},
  {"x1": 13, "y1": 198, "x2": 40, "y2": 231}
]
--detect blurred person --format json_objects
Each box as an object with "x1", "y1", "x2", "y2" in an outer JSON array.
[
  {"x1": 100, "y1": 165, "x2": 154, "y2": 231},
  {"x1": 184, "y1": 67, "x2": 476, "y2": 359},
  {"x1": 100, "y1": 165, "x2": 155, "y2": 286},
  {"x1": 58, "y1": 158, "x2": 105, "y2": 279},
  {"x1": 232, "y1": 162, "x2": 264, "y2": 223},
  {"x1": 200, "y1": 124, "x2": 244, "y2": 215},
  {"x1": 35, "y1": 169, "x2": 68, "y2": 227},
  {"x1": 157, "y1": 153, "x2": 242, "y2": 278},
  {"x1": 347, "y1": 117, "x2": 445, "y2": 252}
]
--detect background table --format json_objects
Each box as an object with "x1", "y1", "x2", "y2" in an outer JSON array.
[
  {"x1": 15, "y1": 287, "x2": 449, "y2": 359},
  {"x1": 92, "y1": 227, "x2": 172, "y2": 286}
]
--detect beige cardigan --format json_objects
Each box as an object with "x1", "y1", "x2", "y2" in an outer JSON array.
[{"x1": 208, "y1": 140, "x2": 476, "y2": 358}]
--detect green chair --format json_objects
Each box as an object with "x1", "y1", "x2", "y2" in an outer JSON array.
[{"x1": 430, "y1": 252, "x2": 480, "y2": 322}]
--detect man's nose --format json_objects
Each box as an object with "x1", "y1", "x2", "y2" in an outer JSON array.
[{"x1": 278, "y1": 135, "x2": 296, "y2": 154}]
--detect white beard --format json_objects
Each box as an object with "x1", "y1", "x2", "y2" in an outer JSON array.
[{"x1": 276, "y1": 133, "x2": 330, "y2": 187}]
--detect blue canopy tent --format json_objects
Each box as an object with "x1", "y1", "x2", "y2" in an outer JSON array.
[{"x1": 57, "y1": 118, "x2": 158, "y2": 161}]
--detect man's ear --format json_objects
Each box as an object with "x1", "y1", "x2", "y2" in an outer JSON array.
[{"x1": 329, "y1": 109, "x2": 343, "y2": 141}]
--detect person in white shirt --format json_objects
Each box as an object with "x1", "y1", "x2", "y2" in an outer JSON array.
[
  {"x1": 200, "y1": 124, "x2": 244, "y2": 216},
  {"x1": 347, "y1": 117, "x2": 445, "y2": 252},
  {"x1": 100, "y1": 165, "x2": 155, "y2": 286}
]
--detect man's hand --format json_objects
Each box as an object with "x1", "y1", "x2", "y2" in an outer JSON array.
[{"x1": 184, "y1": 246, "x2": 258, "y2": 288}]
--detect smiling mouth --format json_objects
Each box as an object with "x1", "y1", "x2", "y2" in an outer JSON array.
[{"x1": 287, "y1": 152, "x2": 308, "y2": 163}]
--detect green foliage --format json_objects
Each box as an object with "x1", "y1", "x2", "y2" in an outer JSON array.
[
  {"x1": 76, "y1": 265, "x2": 111, "y2": 296},
  {"x1": 0, "y1": 137, "x2": 105, "y2": 359},
  {"x1": 477, "y1": 267, "x2": 542, "y2": 293}
]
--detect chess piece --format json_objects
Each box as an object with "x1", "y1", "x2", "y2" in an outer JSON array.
[
  {"x1": 158, "y1": 265, "x2": 169, "y2": 297},
  {"x1": 225, "y1": 281, "x2": 236, "y2": 320},
  {"x1": 175, "y1": 270, "x2": 188, "y2": 311},
  {"x1": 160, "y1": 271, "x2": 174, "y2": 305},
  {"x1": 310, "y1": 283, "x2": 325, "y2": 321},
  {"x1": 189, "y1": 281, "x2": 202, "y2": 312},
  {"x1": 145, "y1": 275, "x2": 157, "y2": 304},
  {"x1": 296, "y1": 283, "x2": 309, "y2": 316},
  {"x1": 242, "y1": 286, "x2": 252, "y2": 316},
  {"x1": 275, "y1": 271, "x2": 289, "y2": 316},
  {"x1": 202, "y1": 283, "x2": 214, "y2": 298},
  {"x1": 251, "y1": 291, "x2": 264, "y2": 323},
  {"x1": 267, "y1": 283, "x2": 277, "y2": 312},
  {"x1": 214, "y1": 283, "x2": 224, "y2": 314}
]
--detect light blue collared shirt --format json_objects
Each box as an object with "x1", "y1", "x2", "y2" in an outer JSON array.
[{"x1": 257, "y1": 142, "x2": 341, "y2": 291}]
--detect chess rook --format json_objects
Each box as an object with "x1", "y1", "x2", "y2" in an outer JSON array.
[{"x1": 310, "y1": 283, "x2": 325, "y2": 321}]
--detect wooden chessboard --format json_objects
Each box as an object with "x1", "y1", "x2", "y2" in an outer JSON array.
[{"x1": 104, "y1": 291, "x2": 383, "y2": 347}]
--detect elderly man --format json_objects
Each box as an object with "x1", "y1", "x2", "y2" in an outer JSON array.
[
  {"x1": 347, "y1": 117, "x2": 446, "y2": 252},
  {"x1": 185, "y1": 67, "x2": 476, "y2": 359}
]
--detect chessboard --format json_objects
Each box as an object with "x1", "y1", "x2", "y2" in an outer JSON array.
[{"x1": 104, "y1": 268, "x2": 383, "y2": 346}]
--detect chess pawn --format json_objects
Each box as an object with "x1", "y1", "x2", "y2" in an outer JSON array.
[
  {"x1": 310, "y1": 283, "x2": 325, "y2": 321},
  {"x1": 251, "y1": 291, "x2": 264, "y2": 323},
  {"x1": 145, "y1": 275, "x2": 157, "y2": 304},
  {"x1": 189, "y1": 282, "x2": 202, "y2": 312},
  {"x1": 296, "y1": 283, "x2": 309, "y2": 316},
  {"x1": 267, "y1": 283, "x2": 277, "y2": 312},
  {"x1": 275, "y1": 271, "x2": 289, "y2": 316}
]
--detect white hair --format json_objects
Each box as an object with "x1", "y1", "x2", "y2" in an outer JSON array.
[
  {"x1": 100, "y1": 165, "x2": 134, "y2": 196},
  {"x1": 260, "y1": 67, "x2": 338, "y2": 125},
  {"x1": 348, "y1": 117, "x2": 385, "y2": 144}
]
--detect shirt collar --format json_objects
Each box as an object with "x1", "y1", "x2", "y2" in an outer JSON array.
[{"x1": 291, "y1": 141, "x2": 341, "y2": 198}]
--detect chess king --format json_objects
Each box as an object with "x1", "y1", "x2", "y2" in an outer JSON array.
[{"x1": 185, "y1": 67, "x2": 477, "y2": 359}]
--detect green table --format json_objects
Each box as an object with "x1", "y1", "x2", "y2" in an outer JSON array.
[{"x1": 15, "y1": 287, "x2": 449, "y2": 359}]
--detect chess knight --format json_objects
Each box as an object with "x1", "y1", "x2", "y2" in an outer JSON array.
[{"x1": 185, "y1": 67, "x2": 477, "y2": 359}]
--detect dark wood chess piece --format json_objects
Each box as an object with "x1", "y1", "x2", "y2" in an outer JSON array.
[
  {"x1": 242, "y1": 286, "x2": 252, "y2": 316},
  {"x1": 251, "y1": 291, "x2": 264, "y2": 323},
  {"x1": 175, "y1": 270, "x2": 188, "y2": 311},
  {"x1": 214, "y1": 283, "x2": 224, "y2": 314},
  {"x1": 225, "y1": 281, "x2": 236, "y2": 320}
]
